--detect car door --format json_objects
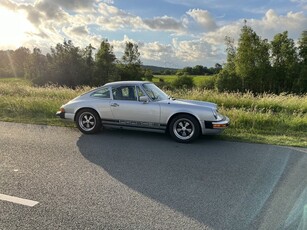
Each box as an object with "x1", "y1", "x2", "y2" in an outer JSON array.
[{"x1": 109, "y1": 85, "x2": 161, "y2": 126}]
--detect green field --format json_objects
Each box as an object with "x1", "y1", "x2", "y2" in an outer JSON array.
[
  {"x1": 0, "y1": 78, "x2": 306, "y2": 147},
  {"x1": 153, "y1": 75, "x2": 212, "y2": 87}
]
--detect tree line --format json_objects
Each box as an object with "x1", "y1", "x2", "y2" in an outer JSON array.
[
  {"x1": 153, "y1": 64, "x2": 222, "y2": 76},
  {"x1": 0, "y1": 26, "x2": 306, "y2": 94},
  {"x1": 216, "y1": 26, "x2": 307, "y2": 94},
  {"x1": 0, "y1": 40, "x2": 148, "y2": 88}
]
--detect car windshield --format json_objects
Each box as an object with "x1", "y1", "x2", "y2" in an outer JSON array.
[{"x1": 142, "y1": 83, "x2": 169, "y2": 101}]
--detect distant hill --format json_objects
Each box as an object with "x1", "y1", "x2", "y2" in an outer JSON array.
[{"x1": 141, "y1": 65, "x2": 178, "y2": 73}]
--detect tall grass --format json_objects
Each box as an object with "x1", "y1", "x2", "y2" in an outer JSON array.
[
  {"x1": 168, "y1": 88, "x2": 307, "y2": 147},
  {"x1": 0, "y1": 78, "x2": 306, "y2": 147},
  {"x1": 168, "y1": 88, "x2": 307, "y2": 113},
  {"x1": 0, "y1": 78, "x2": 88, "y2": 126}
]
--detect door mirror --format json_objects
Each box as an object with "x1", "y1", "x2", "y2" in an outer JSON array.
[{"x1": 139, "y1": 96, "x2": 149, "y2": 103}]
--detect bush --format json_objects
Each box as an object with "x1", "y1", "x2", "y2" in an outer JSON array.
[
  {"x1": 143, "y1": 69, "x2": 153, "y2": 81},
  {"x1": 155, "y1": 81, "x2": 173, "y2": 90},
  {"x1": 198, "y1": 76, "x2": 217, "y2": 90},
  {"x1": 172, "y1": 75, "x2": 194, "y2": 89},
  {"x1": 216, "y1": 70, "x2": 242, "y2": 92}
]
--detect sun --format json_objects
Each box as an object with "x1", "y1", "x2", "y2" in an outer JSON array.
[{"x1": 0, "y1": 7, "x2": 34, "y2": 48}]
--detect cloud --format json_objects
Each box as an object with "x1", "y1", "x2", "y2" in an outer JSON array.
[
  {"x1": 63, "y1": 25, "x2": 89, "y2": 37},
  {"x1": 96, "y1": 3, "x2": 145, "y2": 31},
  {"x1": 143, "y1": 16, "x2": 186, "y2": 32},
  {"x1": 249, "y1": 9, "x2": 307, "y2": 39},
  {"x1": 187, "y1": 9, "x2": 217, "y2": 31},
  {"x1": 139, "y1": 41, "x2": 174, "y2": 61},
  {"x1": 172, "y1": 38, "x2": 221, "y2": 62},
  {"x1": 35, "y1": 0, "x2": 69, "y2": 22},
  {"x1": 0, "y1": 0, "x2": 18, "y2": 10},
  {"x1": 48, "y1": 0, "x2": 95, "y2": 10},
  {"x1": 96, "y1": 3, "x2": 187, "y2": 33},
  {"x1": 201, "y1": 9, "x2": 307, "y2": 46}
]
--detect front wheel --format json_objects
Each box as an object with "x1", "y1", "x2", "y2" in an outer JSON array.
[
  {"x1": 169, "y1": 114, "x2": 200, "y2": 143},
  {"x1": 76, "y1": 109, "x2": 101, "y2": 134}
]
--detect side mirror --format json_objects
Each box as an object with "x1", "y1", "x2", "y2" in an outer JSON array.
[{"x1": 139, "y1": 96, "x2": 149, "y2": 103}]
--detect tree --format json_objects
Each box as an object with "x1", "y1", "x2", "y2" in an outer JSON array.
[
  {"x1": 271, "y1": 31, "x2": 299, "y2": 93},
  {"x1": 0, "y1": 50, "x2": 15, "y2": 78},
  {"x1": 235, "y1": 24, "x2": 271, "y2": 92},
  {"x1": 192, "y1": 65, "x2": 204, "y2": 75},
  {"x1": 46, "y1": 40, "x2": 89, "y2": 87},
  {"x1": 122, "y1": 42, "x2": 141, "y2": 65},
  {"x1": 224, "y1": 36, "x2": 236, "y2": 73},
  {"x1": 24, "y1": 48, "x2": 47, "y2": 84},
  {"x1": 297, "y1": 31, "x2": 307, "y2": 92},
  {"x1": 94, "y1": 40, "x2": 117, "y2": 85},
  {"x1": 213, "y1": 63, "x2": 222, "y2": 74},
  {"x1": 119, "y1": 42, "x2": 143, "y2": 81},
  {"x1": 182, "y1": 66, "x2": 193, "y2": 75},
  {"x1": 12, "y1": 47, "x2": 31, "y2": 78},
  {"x1": 216, "y1": 36, "x2": 241, "y2": 92},
  {"x1": 298, "y1": 31, "x2": 307, "y2": 64}
]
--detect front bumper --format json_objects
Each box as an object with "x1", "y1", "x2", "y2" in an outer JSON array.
[
  {"x1": 203, "y1": 116, "x2": 230, "y2": 134},
  {"x1": 56, "y1": 111, "x2": 65, "y2": 119},
  {"x1": 211, "y1": 116, "x2": 230, "y2": 129}
]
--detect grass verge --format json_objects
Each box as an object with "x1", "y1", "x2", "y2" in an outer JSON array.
[{"x1": 0, "y1": 78, "x2": 306, "y2": 147}]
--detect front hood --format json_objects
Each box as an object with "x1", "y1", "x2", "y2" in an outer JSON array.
[{"x1": 164, "y1": 99, "x2": 217, "y2": 110}]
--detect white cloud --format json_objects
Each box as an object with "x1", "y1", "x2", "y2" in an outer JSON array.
[
  {"x1": 254, "y1": 10, "x2": 307, "y2": 38},
  {"x1": 139, "y1": 41, "x2": 174, "y2": 61},
  {"x1": 201, "y1": 9, "x2": 307, "y2": 48},
  {"x1": 187, "y1": 9, "x2": 217, "y2": 31},
  {"x1": 96, "y1": 3, "x2": 187, "y2": 33}
]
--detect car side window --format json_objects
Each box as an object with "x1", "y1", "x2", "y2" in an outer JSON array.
[
  {"x1": 91, "y1": 87, "x2": 110, "y2": 98},
  {"x1": 112, "y1": 86, "x2": 137, "y2": 101},
  {"x1": 136, "y1": 86, "x2": 145, "y2": 100}
]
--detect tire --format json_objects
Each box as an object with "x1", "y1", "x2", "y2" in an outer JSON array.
[
  {"x1": 76, "y1": 109, "x2": 101, "y2": 134},
  {"x1": 169, "y1": 114, "x2": 200, "y2": 143}
]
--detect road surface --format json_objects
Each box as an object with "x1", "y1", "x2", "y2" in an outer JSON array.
[{"x1": 0, "y1": 122, "x2": 307, "y2": 229}]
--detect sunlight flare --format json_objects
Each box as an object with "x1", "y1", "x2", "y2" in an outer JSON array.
[{"x1": 0, "y1": 7, "x2": 34, "y2": 48}]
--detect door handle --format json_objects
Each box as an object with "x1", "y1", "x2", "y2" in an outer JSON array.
[{"x1": 111, "y1": 103, "x2": 119, "y2": 107}]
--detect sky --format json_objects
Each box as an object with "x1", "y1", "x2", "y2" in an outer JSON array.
[{"x1": 0, "y1": 0, "x2": 306, "y2": 68}]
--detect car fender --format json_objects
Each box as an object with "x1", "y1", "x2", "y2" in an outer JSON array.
[{"x1": 65, "y1": 99, "x2": 111, "y2": 121}]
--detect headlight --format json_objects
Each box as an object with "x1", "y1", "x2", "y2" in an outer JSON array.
[
  {"x1": 212, "y1": 109, "x2": 218, "y2": 119},
  {"x1": 212, "y1": 109, "x2": 222, "y2": 120}
]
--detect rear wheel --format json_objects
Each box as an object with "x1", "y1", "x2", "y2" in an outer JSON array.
[
  {"x1": 169, "y1": 114, "x2": 200, "y2": 143},
  {"x1": 76, "y1": 109, "x2": 101, "y2": 134}
]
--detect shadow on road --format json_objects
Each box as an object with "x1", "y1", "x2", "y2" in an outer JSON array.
[{"x1": 77, "y1": 129, "x2": 307, "y2": 229}]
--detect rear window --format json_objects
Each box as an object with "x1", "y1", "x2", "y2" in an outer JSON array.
[{"x1": 90, "y1": 87, "x2": 110, "y2": 98}]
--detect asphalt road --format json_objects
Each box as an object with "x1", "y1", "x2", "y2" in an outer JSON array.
[{"x1": 1, "y1": 121, "x2": 307, "y2": 230}]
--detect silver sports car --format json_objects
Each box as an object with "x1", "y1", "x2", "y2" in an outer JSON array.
[{"x1": 56, "y1": 81, "x2": 229, "y2": 143}]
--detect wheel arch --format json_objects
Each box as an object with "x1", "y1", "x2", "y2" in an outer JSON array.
[
  {"x1": 166, "y1": 112, "x2": 202, "y2": 134},
  {"x1": 74, "y1": 107, "x2": 100, "y2": 121}
]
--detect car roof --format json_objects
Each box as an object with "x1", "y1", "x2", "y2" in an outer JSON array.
[{"x1": 103, "y1": 81, "x2": 151, "y2": 87}]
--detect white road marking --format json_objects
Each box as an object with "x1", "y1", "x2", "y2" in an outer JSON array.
[{"x1": 0, "y1": 193, "x2": 39, "y2": 207}]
